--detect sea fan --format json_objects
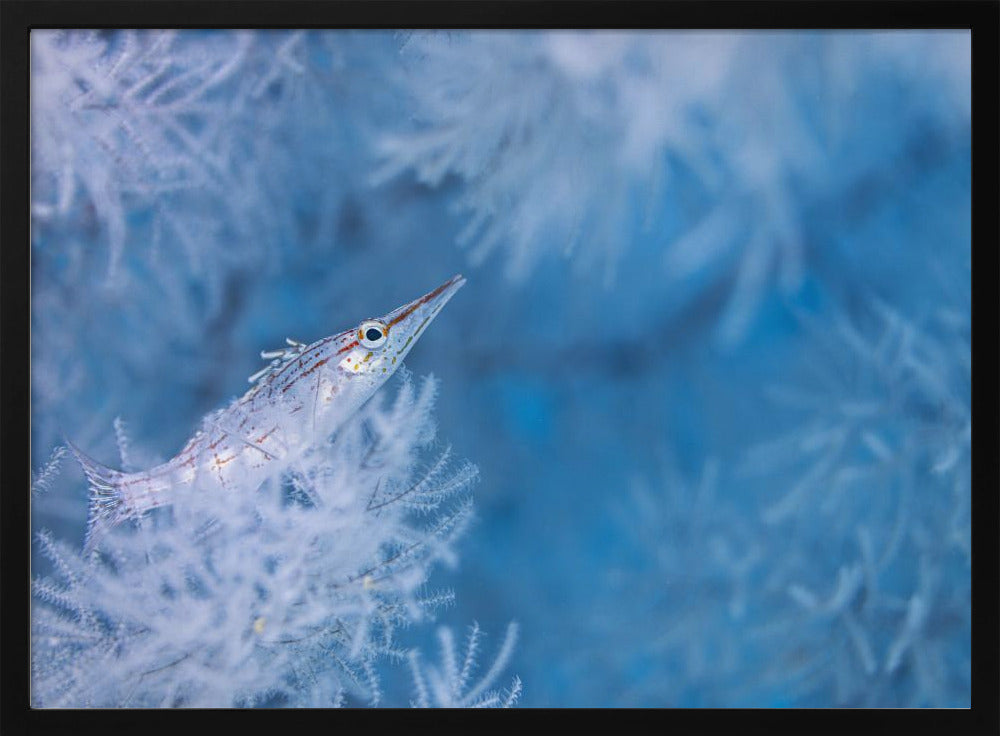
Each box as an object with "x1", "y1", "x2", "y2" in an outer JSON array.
[
  {"x1": 376, "y1": 31, "x2": 969, "y2": 346},
  {"x1": 31, "y1": 373, "x2": 479, "y2": 707},
  {"x1": 740, "y1": 299, "x2": 971, "y2": 706},
  {"x1": 407, "y1": 621, "x2": 522, "y2": 708},
  {"x1": 29, "y1": 29, "x2": 313, "y2": 460},
  {"x1": 30, "y1": 29, "x2": 306, "y2": 283}
]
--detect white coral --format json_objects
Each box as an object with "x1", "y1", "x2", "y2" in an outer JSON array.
[
  {"x1": 408, "y1": 621, "x2": 521, "y2": 708},
  {"x1": 32, "y1": 373, "x2": 478, "y2": 707}
]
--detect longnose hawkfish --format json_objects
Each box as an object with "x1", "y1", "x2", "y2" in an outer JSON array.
[{"x1": 69, "y1": 274, "x2": 466, "y2": 555}]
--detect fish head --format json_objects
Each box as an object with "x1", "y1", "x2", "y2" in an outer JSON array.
[{"x1": 335, "y1": 274, "x2": 466, "y2": 383}]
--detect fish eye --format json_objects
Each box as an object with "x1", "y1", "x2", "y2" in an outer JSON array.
[{"x1": 358, "y1": 320, "x2": 388, "y2": 349}]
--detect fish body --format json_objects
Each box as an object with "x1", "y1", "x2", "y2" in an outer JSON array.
[{"x1": 70, "y1": 274, "x2": 466, "y2": 553}]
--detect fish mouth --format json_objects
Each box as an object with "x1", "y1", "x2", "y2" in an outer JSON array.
[{"x1": 384, "y1": 274, "x2": 466, "y2": 333}]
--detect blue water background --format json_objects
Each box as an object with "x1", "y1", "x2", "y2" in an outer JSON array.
[{"x1": 30, "y1": 30, "x2": 971, "y2": 707}]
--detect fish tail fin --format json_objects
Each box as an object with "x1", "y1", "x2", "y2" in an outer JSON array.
[{"x1": 65, "y1": 440, "x2": 128, "y2": 556}]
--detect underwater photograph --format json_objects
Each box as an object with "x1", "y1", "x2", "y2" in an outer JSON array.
[{"x1": 29, "y1": 29, "x2": 971, "y2": 708}]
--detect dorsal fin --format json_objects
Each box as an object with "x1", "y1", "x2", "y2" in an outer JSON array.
[{"x1": 247, "y1": 337, "x2": 307, "y2": 384}]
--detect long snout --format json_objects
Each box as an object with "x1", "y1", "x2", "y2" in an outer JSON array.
[{"x1": 384, "y1": 274, "x2": 466, "y2": 334}]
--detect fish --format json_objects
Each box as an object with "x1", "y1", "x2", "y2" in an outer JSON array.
[{"x1": 68, "y1": 274, "x2": 466, "y2": 555}]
